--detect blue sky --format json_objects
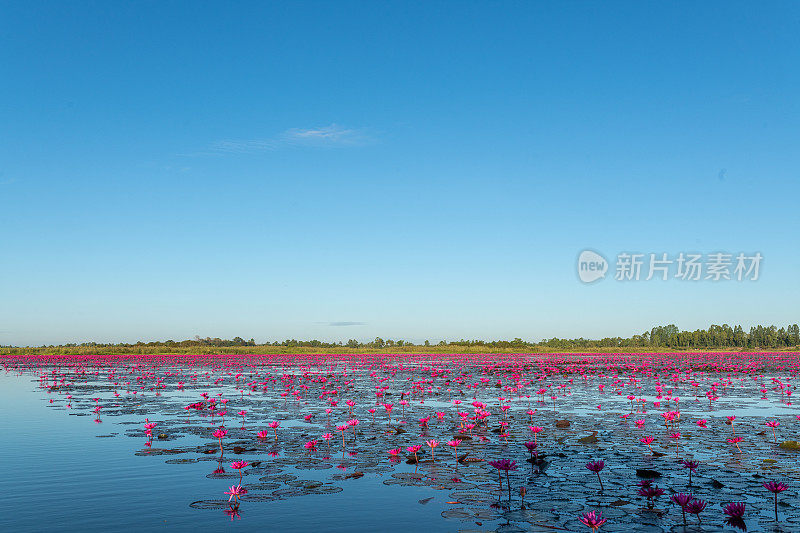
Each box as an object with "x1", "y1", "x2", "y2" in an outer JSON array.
[{"x1": 1, "y1": 2, "x2": 799, "y2": 346}]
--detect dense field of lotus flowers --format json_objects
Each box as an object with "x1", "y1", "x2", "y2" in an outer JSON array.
[{"x1": 2, "y1": 352, "x2": 800, "y2": 532}]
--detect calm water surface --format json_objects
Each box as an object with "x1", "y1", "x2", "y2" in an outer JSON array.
[
  {"x1": 0, "y1": 371, "x2": 452, "y2": 533},
  {"x1": 2, "y1": 354, "x2": 799, "y2": 532}
]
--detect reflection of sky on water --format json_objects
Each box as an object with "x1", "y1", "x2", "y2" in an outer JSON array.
[{"x1": 0, "y1": 371, "x2": 453, "y2": 533}]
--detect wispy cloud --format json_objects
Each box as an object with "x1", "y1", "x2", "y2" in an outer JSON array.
[
  {"x1": 210, "y1": 124, "x2": 371, "y2": 154},
  {"x1": 325, "y1": 321, "x2": 366, "y2": 327}
]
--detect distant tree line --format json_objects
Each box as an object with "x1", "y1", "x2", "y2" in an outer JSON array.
[
  {"x1": 8, "y1": 323, "x2": 798, "y2": 351},
  {"x1": 532, "y1": 323, "x2": 800, "y2": 349}
]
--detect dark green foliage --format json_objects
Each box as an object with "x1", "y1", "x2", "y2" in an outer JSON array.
[{"x1": 1, "y1": 323, "x2": 797, "y2": 354}]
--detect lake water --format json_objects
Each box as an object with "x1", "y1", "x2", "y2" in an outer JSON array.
[{"x1": 1, "y1": 353, "x2": 798, "y2": 532}]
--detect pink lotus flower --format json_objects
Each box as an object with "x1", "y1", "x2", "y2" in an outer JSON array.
[
  {"x1": 766, "y1": 420, "x2": 780, "y2": 443},
  {"x1": 268, "y1": 421, "x2": 280, "y2": 441},
  {"x1": 336, "y1": 424, "x2": 348, "y2": 447},
  {"x1": 640, "y1": 435, "x2": 654, "y2": 454},
  {"x1": 224, "y1": 484, "x2": 247, "y2": 504},
  {"x1": 727, "y1": 415, "x2": 737, "y2": 434},
  {"x1": 685, "y1": 498, "x2": 706, "y2": 524},
  {"x1": 669, "y1": 432, "x2": 681, "y2": 456},
  {"x1": 213, "y1": 427, "x2": 228, "y2": 455},
  {"x1": 723, "y1": 502, "x2": 746, "y2": 518},
  {"x1": 585, "y1": 460, "x2": 605, "y2": 492},
  {"x1": 489, "y1": 459, "x2": 518, "y2": 499},
  {"x1": 407, "y1": 444, "x2": 422, "y2": 463},
  {"x1": 671, "y1": 493, "x2": 692, "y2": 526},
  {"x1": 230, "y1": 460, "x2": 248, "y2": 482},
  {"x1": 728, "y1": 436, "x2": 743, "y2": 453},
  {"x1": 426, "y1": 439, "x2": 439, "y2": 461},
  {"x1": 579, "y1": 510, "x2": 607, "y2": 531},
  {"x1": 763, "y1": 480, "x2": 788, "y2": 521},
  {"x1": 447, "y1": 438, "x2": 462, "y2": 463}
]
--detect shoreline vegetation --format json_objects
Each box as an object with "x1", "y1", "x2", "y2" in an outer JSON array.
[{"x1": 2, "y1": 323, "x2": 798, "y2": 356}]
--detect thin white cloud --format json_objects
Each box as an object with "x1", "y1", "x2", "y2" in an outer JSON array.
[
  {"x1": 210, "y1": 124, "x2": 371, "y2": 154},
  {"x1": 313, "y1": 321, "x2": 367, "y2": 327},
  {"x1": 210, "y1": 139, "x2": 280, "y2": 153}
]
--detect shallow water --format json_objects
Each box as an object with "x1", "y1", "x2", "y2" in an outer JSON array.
[{"x1": 1, "y1": 353, "x2": 799, "y2": 532}]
